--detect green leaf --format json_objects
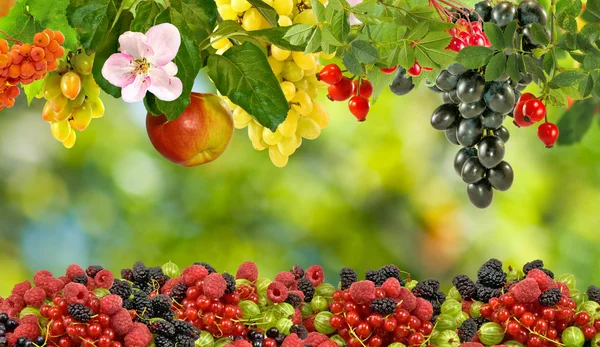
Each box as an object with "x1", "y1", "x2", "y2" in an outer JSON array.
[
  {"x1": 305, "y1": 28, "x2": 322, "y2": 53},
  {"x1": 130, "y1": 1, "x2": 164, "y2": 32},
  {"x1": 484, "y1": 22, "x2": 505, "y2": 50},
  {"x1": 207, "y1": 42, "x2": 289, "y2": 131},
  {"x1": 583, "y1": 55, "x2": 600, "y2": 71},
  {"x1": 576, "y1": 23, "x2": 600, "y2": 54},
  {"x1": 557, "y1": 12, "x2": 578, "y2": 33},
  {"x1": 67, "y1": 0, "x2": 122, "y2": 52},
  {"x1": 22, "y1": 80, "x2": 44, "y2": 106},
  {"x1": 342, "y1": 51, "x2": 363, "y2": 76},
  {"x1": 560, "y1": 0, "x2": 582, "y2": 16},
  {"x1": 170, "y1": 0, "x2": 218, "y2": 43},
  {"x1": 556, "y1": 99, "x2": 597, "y2": 145},
  {"x1": 504, "y1": 20, "x2": 518, "y2": 48},
  {"x1": 593, "y1": 70, "x2": 600, "y2": 98},
  {"x1": 252, "y1": 25, "x2": 308, "y2": 51},
  {"x1": 311, "y1": 0, "x2": 327, "y2": 22},
  {"x1": 246, "y1": 0, "x2": 279, "y2": 27},
  {"x1": 542, "y1": 52, "x2": 555, "y2": 76},
  {"x1": 579, "y1": 74, "x2": 594, "y2": 98},
  {"x1": 396, "y1": 41, "x2": 415, "y2": 69},
  {"x1": 586, "y1": 0, "x2": 600, "y2": 17},
  {"x1": 26, "y1": 0, "x2": 78, "y2": 51},
  {"x1": 404, "y1": 5, "x2": 435, "y2": 26},
  {"x1": 144, "y1": 94, "x2": 162, "y2": 116},
  {"x1": 0, "y1": 2, "x2": 43, "y2": 43},
  {"x1": 283, "y1": 24, "x2": 316, "y2": 46},
  {"x1": 485, "y1": 53, "x2": 507, "y2": 81},
  {"x1": 405, "y1": 21, "x2": 429, "y2": 41},
  {"x1": 549, "y1": 70, "x2": 589, "y2": 88},
  {"x1": 564, "y1": 32, "x2": 577, "y2": 50},
  {"x1": 91, "y1": 10, "x2": 134, "y2": 98},
  {"x1": 570, "y1": 52, "x2": 585, "y2": 64},
  {"x1": 522, "y1": 54, "x2": 546, "y2": 83},
  {"x1": 506, "y1": 54, "x2": 521, "y2": 81},
  {"x1": 351, "y1": 40, "x2": 379, "y2": 64},
  {"x1": 547, "y1": 88, "x2": 568, "y2": 108},
  {"x1": 327, "y1": 10, "x2": 350, "y2": 44},
  {"x1": 456, "y1": 46, "x2": 494, "y2": 69},
  {"x1": 530, "y1": 23, "x2": 550, "y2": 46},
  {"x1": 412, "y1": 31, "x2": 454, "y2": 68},
  {"x1": 366, "y1": 67, "x2": 394, "y2": 103}
]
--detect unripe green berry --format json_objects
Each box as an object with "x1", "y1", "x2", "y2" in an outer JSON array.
[
  {"x1": 557, "y1": 274, "x2": 576, "y2": 291},
  {"x1": 479, "y1": 322, "x2": 505, "y2": 346},
  {"x1": 506, "y1": 267, "x2": 523, "y2": 282},
  {"x1": 435, "y1": 314, "x2": 458, "y2": 331},
  {"x1": 161, "y1": 261, "x2": 180, "y2": 278},
  {"x1": 504, "y1": 341, "x2": 525, "y2": 347},
  {"x1": 239, "y1": 300, "x2": 261, "y2": 319},
  {"x1": 562, "y1": 327, "x2": 585, "y2": 347},
  {"x1": 196, "y1": 331, "x2": 215, "y2": 347},
  {"x1": 447, "y1": 286, "x2": 462, "y2": 301},
  {"x1": 388, "y1": 343, "x2": 407, "y2": 347},
  {"x1": 314, "y1": 311, "x2": 336, "y2": 334},
  {"x1": 316, "y1": 283, "x2": 336, "y2": 299},
  {"x1": 470, "y1": 301, "x2": 483, "y2": 318},
  {"x1": 214, "y1": 338, "x2": 232, "y2": 347},
  {"x1": 275, "y1": 303, "x2": 295, "y2": 318},
  {"x1": 330, "y1": 335, "x2": 346, "y2": 347},
  {"x1": 310, "y1": 296, "x2": 328, "y2": 312},
  {"x1": 405, "y1": 280, "x2": 418, "y2": 291},
  {"x1": 579, "y1": 301, "x2": 599, "y2": 317},
  {"x1": 457, "y1": 311, "x2": 470, "y2": 326},
  {"x1": 301, "y1": 303, "x2": 314, "y2": 317},
  {"x1": 256, "y1": 278, "x2": 272, "y2": 293},
  {"x1": 441, "y1": 299, "x2": 462, "y2": 317},
  {"x1": 572, "y1": 289, "x2": 585, "y2": 306},
  {"x1": 276, "y1": 318, "x2": 293, "y2": 335}
]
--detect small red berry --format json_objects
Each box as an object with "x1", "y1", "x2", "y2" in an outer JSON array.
[
  {"x1": 575, "y1": 312, "x2": 591, "y2": 327},
  {"x1": 317, "y1": 64, "x2": 343, "y2": 85},
  {"x1": 353, "y1": 79, "x2": 373, "y2": 98},
  {"x1": 523, "y1": 99, "x2": 546, "y2": 123},
  {"x1": 327, "y1": 77, "x2": 354, "y2": 101},
  {"x1": 407, "y1": 61, "x2": 422, "y2": 77},
  {"x1": 348, "y1": 96, "x2": 370, "y2": 122},
  {"x1": 537, "y1": 122, "x2": 559, "y2": 148},
  {"x1": 582, "y1": 325, "x2": 597, "y2": 340},
  {"x1": 380, "y1": 66, "x2": 398, "y2": 74}
]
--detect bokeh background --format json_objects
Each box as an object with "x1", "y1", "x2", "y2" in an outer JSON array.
[{"x1": 1, "y1": 0, "x2": 600, "y2": 298}]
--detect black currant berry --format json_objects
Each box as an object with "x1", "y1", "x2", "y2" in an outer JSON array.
[
  {"x1": 454, "y1": 147, "x2": 478, "y2": 176},
  {"x1": 389, "y1": 67, "x2": 415, "y2": 96},
  {"x1": 461, "y1": 157, "x2": 487, "y2": 184},
  {"x1": 488, "y1": 161, "x2": 514, "y2": 191},
  {"x1": 481, "y1": 109, "x2": 505, "y2": 129},
  {"x1": 491, "y1": 1, "x2": 517, "y2": 28},
  {"x1": 494, "y1": 126, "x2": 510, "y2": 143},
  {"x1": 457, "y1": 117, "x2": 484, "y2": 147},
  {"x1": 517, "y1": 0, "x2": 548, "y2": 26},
  {"x1": 445, "y1": 126, "x2": 460, "y2": 145},
  {"x1": 484, "y1": 82, "x2": 516, "y2": 115},
  {"x1": 436, "y1": 70, "x2": 460, "y2": 91},
  {"x1": 442, "y1": 92, "x2": 454, "y2": 104},
  {"x1": 456, "y1": 71, "x2": 485, "y2": 104},
  {"x1": 474, "y1": 1, "x2": 493, "y2": 22},
  {"x1": 477, "y1": 135, "x2": 505, "y2": 169},
  {"x1": 459, "y1": 99, "x2": 487, "y2": 118},
  {"x1": 467, "y1": 179, "x2": 494, "y2": 208},
  {"x1": 431, "y1": 104, "x2": 460, "y2": 130}
]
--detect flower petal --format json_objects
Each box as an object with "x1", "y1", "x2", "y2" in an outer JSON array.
[
  {"x1": 101, "y1": 53, "x2": 136, "y2": 88},
  {"x1": 121, "y1": 74, "x2": 151, "y2": 103},
  {"x1": 145, "y1": 23, "x2": 181, "y2": 66},
  {"x1": 148, "y1": 67, "x2": 183, "y2": 102},
  {"x1": 119, "y1": 31, "x2": 153, "y2": 58},
  {"x1": 163, "y1": 62, "x2": 178, "y2": 76}
]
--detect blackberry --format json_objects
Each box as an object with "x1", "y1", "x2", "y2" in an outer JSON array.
[
  {"x1": 477, "y1": 259, "x2": 506, "y2": 289},
  {"x1": 291, "y1": 265, "x2": 304, "y2": 280},
  {"x1": 194, "y1": 262, "x2": 217, "y2": 274},
  {"x1": 133, "y1": 292, "x2": 154, "y2": 318},
  {"x1": 123, "y1": 299, "x2": 135, "y2": 310},
  {"x1": 86, "y1": 265, "x2": 104, "y2": 278},
  {"x1": 152, "y1": 294, "x2": 172, "y2": 314},
  {"x1": 149, "y1": 320, "x2": 176, "y2": 337},
  {"x1": 134, "y1": 281, "x2": 155, "y2": 295},
  {"x1": 474, "y1": 283, "x2": 501, "y2": 302},
  {"x1": 366, "y1": 270, "x2": 386, "y2": 286},
  {"x1": 412, "y1": 279, "x2": 440, "y2": 299},
  {"x1": 156, "y1": 310, "x2": 174, "y2": 322},
  {"x1": 149, "y1": 267, "x2": 168, "y2": 287},
  {"x1": 370, "y1": 298, "x2": 397, "y2": 315},
  {"x1": 173, "y1": 320, "x2": 200, "y2": 339},
  {"x1": 588, "y1": 285, "x2": 600, "y2": 304},
  {"x1": 523, "y1": 260, "x2": 544, "y2": 275},
  {"x1": 473, "y1": 317, "x2": 489, "y2": 329},
  {"x1": 155, "y1": 336, "x2": 175, "y2": 347},
  {"x1": 174, "y1": 335, "x2": 195, "y2": 347},
  {"x1": 297, "y1": 278, "x2": 315, "y2": 302},
  {"x1": 169, "y1": 282, "x2": 188, "y2": 302},
  {"x1": 452, "y1": 275, "x2": 476, "y2": 300},
  {"x1": 379, "y1": 264, "x2": 400, "y2": 281},
  {"x1": 340, "y1": 268, "x2": 357, "y2": 290},
  {"x1": 223, "y1": 273, "x2": 236, "y2": 294},
  {"x1": 110, "y1": 279, "x2": 133, "y2": 300},
  {"x1": 541, "y1": 268, "x2": 554, "y2": 279},
  {"x1": 285, "y1": 293, "x2": 303, "y2": 309},
  {"x1": 67, "y1": 303, "x2": 94, "y2": 322},
  {"x1": 431, "y1": 299, "x2": 442, "y2": 319},
  {"x1": 121, "y1": 269, "x2": 134, "y2": 281},
  {"x1": 539, "y1": 288, "x2": 562, "y2": 307},
  {"x1": 290, "y1": 324, "x2": 308, "y2": 339},
  {"x1": 73, "y1": 275, "x2": 88, "y2": 285},
  {"x1": 458, "y1": 318, "x2": 479, "y2": 342},
  {"x1": 132, "y1": 262, "x2": 149, "y2": 283}
]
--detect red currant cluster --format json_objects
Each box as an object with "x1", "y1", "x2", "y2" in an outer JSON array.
[
  {"x1": 446, "y1": 19, "x2": 491, "y2": 52},
  {"x1": 513, "y1": 93, "x2": 559, "y2": 148},
  {"x1": 318, "y1": 64, "x2": 373, "y2": 121}
]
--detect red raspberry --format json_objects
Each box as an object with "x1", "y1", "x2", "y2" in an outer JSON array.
[
  {"x1": 398, "y1": 287, "x2": 417, "y2": 312},
  {"x1": 318, "y1": 341, "x2": 338, "y2": 347},
  {"x1": 20, "y1": 315, "x2": 39, "y2": 325},
  {"x1": 182, "y1": 265, "x2": 209, "y2": 286},
  {"x1": 509, "y1": 278, "x2": 541, "y2": 304},
  {"x1": 231, "y1": 340, "x2": 252, "y2": 347},
  {"x1": 459, "y1": 343, "x2": 485, "y2": 347},
  {"x1": 100, "y1": 294, "x2": 124, "y2": 315},
  {"x1": 462, "y1": 300, "x2": 474, "y2": 313},
  {"x1": 11, "y1": 281, "x2": 32, "y2": 297},
  {"x1": 292, "y1": 308, "x2": 302, "y2": 324},
  {"x1": 203, "y1": 273, "x2": 227, "y2": 299},
  {"x1": 23, "y1": 287, "x2": 46, "y2": 308},
  {"x1": 63, "y1": 282, "x2": 89, "y2": 305},
  {"x1": 526, "y1": 269, "x2": 556, "y2": 291},
  {"x1": 557, "y1": 282, "x2": 570, "y2": 297},
  {"x1": 66, "y1": 264, "x2": 86, "y2": 280},
  {"x1": 349, "y1": 280, "x2": 376, "y2": 304},
  {"x1": 13, "y1": 323, "x2": 40, "y2": 340},
  {"x1": 40, "y1": 278, "x2": 65, "y2": 296},
  {"x1": 282, "y1": 333, "x2": 304, "y2": 347},
  {"x1": 33, "y1": 270, "x2": 53, "y2": 287},
  {"x1": 304, "y1": 315, "x2": 316, "y2": 332},
  {"x1": 412, "y1": 298, "x2": 434, "y2": 322},
  {"x1": 111, "y1": 308, "x2": 134, "y2": 336},
  {"x1": 275, "y1": 272, "x2": 296, "y2": 288},
  {"x1": 161, "y1": 277, "x2": 183, "y2": 295},
  {"x1": 305, "y1": 265, "x2": 325, "y2": 287},
  {"x1": 4, "y1": 295, "x2": 25, "y2": 312},
  {"x1": 304, "y1": 332, "x2": 328, "y2": 346},
  {"x1": 267, "y1": 282, "x2": 288, "y2": 303},
  {"x1": 236, "y1": 261, "x2": 259, "y2": 282},
  {"x1": 86, "y1": 277, "x2": 97, "y2": 291},
  {"x1": 95, "y1": 270, "x2": 115, "y2": 289},
  {"x1": 382, "y1": 278, "x2": 402, "y2": 298},
  {"x1": 6, "y1": 333, "x2": 17, "y2": 346},
  {"x1": 58, "y1": 276, "x2": 70, "y2": 284},
  {"x1": 124, "y1": 323, "x2": 152, "y2": 347}
]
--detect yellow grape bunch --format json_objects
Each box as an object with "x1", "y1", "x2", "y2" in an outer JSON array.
[
  {"x1": 40, "y1": 51, "x2": 105, "y2": 148},
  {"x1": 214, "y1": 0, "x2": 332, "y2": 167}
]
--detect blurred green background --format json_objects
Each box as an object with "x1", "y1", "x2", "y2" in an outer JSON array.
[{"x1": 1, "y1": 70, "x2": 600, "y2": 298}]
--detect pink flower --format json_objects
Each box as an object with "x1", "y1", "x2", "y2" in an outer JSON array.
[{"x1": 102, "y1": 23, "x2": 183, "y2": 103}]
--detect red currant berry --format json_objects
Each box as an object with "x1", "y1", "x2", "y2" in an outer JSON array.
[
  {"x1": 395, "y1": 309, "x2": 410, "y2": 324},
  {"x1": 356, "y1": 322, "x2": 373, "y2": 339},
  {"x1": 394, "y1": 325, "x2": 411, "y2": 338},
  {"x1": 507, "y1": 321, "x2": 521, "y2": 336},
  {"x1": 501, "y1": 293, "x2": 516, "y2": 307},
  {"x1": 203, "y1": 313, "x2": 215, "y2": 325},
  {"x1": 348, "y1": 338, "x2": 362, "y2": 347},
  {"x1": 542, "y1": 308, "x2": 555, "y2": 321},
  {"x1": 594, "y1": 319, "x2": 600, "y2": 331},
  {"x1": 346, "y1": 311, "x2": 361, "y2": 327},
  {"x1": 408, "y1": 333, "x2": 424, "y2": 346},
  {"x1": 224, "y1": 305, "x2": 237, "y2": 319},
  {"x1": 547, "y1": 328, "x2": 558, "y2": 340},
  {"x1": 407, "y1": 61, "x2": 422, "y2": 77},
  {"x1": 383, "y1": 317, "x2": 397, "y2": 332},
  {"x1": 264, "y1": 338, "x2": 277, "y2": 347},
  {"x1": 318, "y1": 64, "x2": 343, "y2": 85},
  {"x1": 521, "y1": 312, "x2": 536, "y2": 327},
  {"x1": 97, "y1": 337, "x2": 111, "y2": 347},
  {"x1": 421, "y1": 321, "x2": 434, "y2": 335},
  {"x1": 367, "y1": 314, "x2": 384, "y2": 328},
  {"x1": 368, "y1": 336, "x2": 383, "y2": 347},
  {"x1": 408, "y1": 316, "x2": 421, "y2": 330},
  {"x1": 330, "y1": 315, "x2": 344, "y2": 328},
  {"x1": 498, "y1": 308, "x2": 511, "y2": 322},
  {"x1": 328, "y1": 77, "x2": 354, "y2": 101},
  {"x1": 110, "y1": 342, "x2": 122, "y2": 347},
  {"x1": 380, "y1": 66, "x2": 398, "y2": 74},
  {"x1": 345, "y1": 302, "x2": 357, "y2": 313},
  {"x1": 186, "y1": 287, "x2": 200, "y2": 300},
  {"x1": 534, "y1": 319, "x2": 548, "y2": 335},
  {"x1": 480, "y1": 304, "x2": 494, "y2": 318},
  {"x1": 103, "y1": 328, "x2": 115, "y2": 340},
  {"x1": 537, "y1": 122, "x2": 559, "y2": 148},
  {"x1": 50, "y1": 321, "x2": 65, "y2": 335},
  {"x1": 221, "y1": 318, "x2": 234, "y2": 334},
  {"x1": 353, "y1": 79, "x2": 373, "y2": 98},
  {"x1": 575, "y1": 312, "x2": 591, "y2": 327},
  {"x1": 467, "y1": 34, "x2": 486, "y2": 46},
  {"x1": 348, "y1": 95, "x2": 370, "y2": 122},
  {"x1": 331, "y1": 302, "x2": 344, "y2": 314},
  {"x1": 88, "y1": 323, "x2": 102, "y2": 338},
  {"x1": 59, "y1": 337, "x2": 72, "y2": 347},
  {"x1": 582, "y1": 325, "x2": 597, "y2": 340},
  {"x1": 332, "y1": 290, "x2": 343, "y2": 301},
  {"x1": 528, "y1": 335, "x2": 543, "y2": 347},
  {"x1": 447, "y1": 37, "x2": 466, "y2": 52}
]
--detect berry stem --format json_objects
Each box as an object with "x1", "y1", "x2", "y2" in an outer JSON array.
[
  {"x1": 0, "y1": 29, "x2": 22, "y2": 44},
  {"x1": 513, "y1": 317, "x2": 567, "y2": 347}
]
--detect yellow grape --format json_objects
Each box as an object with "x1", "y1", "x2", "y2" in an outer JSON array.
[
  {"x1": 297, "y1": 116, "x2": 321, "y2": 139},
  {"x1": 88, "y1": 98, "x2": 105, "y2": 118},
  {"x1": 262, "y1": 127, "x2": 283, "y2": 145},
  {"x1": 82, "y1": 75, "x2": 101, "y2": 99},
  {"x1": 308, "y1": 101, "x2": 329, "y2": 128},
  {"x1": 320, "y1": 51, "x2": 336, "y2": 60},
  {"x1": 62, "y1": 130, "x2": 76, "y2": 149},
  {"x1": 271, "y1": 45, "x2": 291, "y2": 62},
  {"x1": 218, "y1": 4, "x2": 239, "y2": 21},
  {"x1": 293, "y1": 10, "x2": 317, "y2": 25},
  {"x1": 233, "y1": 107, "x2": 252, "y2": 129},
  {"x1": 54, "y1": 102, "x2": 74, "y2": 122},
  {"x1": 282, "y1": 61, "x2": 304, "y2": 82},
  {"x1": 72, "y1": 91, "x2": 86, "y2": 108},
  {"x1": 272, "y1": 0, "x2": 293, "y2": 16},
  {"x1": 277, "y1": 135, "x2": 298, "y2": 156},
  {"x1": 230, "y1": 0, "x2": 252, "y2": 12},
  {"x1": 242, "y1": 8, "x2": 263, "y2": 31},
  {"x1": 291, "y1": 90, "x2": 313, "y2": 116},
  {"x1": 51, "y1": 119, "x2": 72, "y2": 142},
  {"x1": 215, "y1": 0, "x2": 230, "y2": 5},
  {"x1": 280, "y1": 81, "x2": 296, "y2": 101},
  {"x1": 269, "y1": 146, "x2": 289, "y2": 168},
  {"x1": 70, "y1": 102, "x2": 93, "y2": 131},
  {"x1": 295, "y1": 133, "x2": 303, "y2": 148},
  {"x1": 50, "y1": 94, "x2": 69, "y2": 114},
  {"x1": 278, "y1": 109, "x2": 299, "y2": 137},
  {"x1": 304, "y1": 66, "x2": 317, "y2": 77},
  {"x1": 42, "y1": 101, "x2": 56, "y2": 122},
  {"x1": 73, "y1": 53, "x2": 94, "y2": 75},
  {"x1": 216, "y1": 41, "x2": 233, "y2": 55},
  {"x1": 43, "y1": 73, "x2": 62, "y2": 100},
  {"x1": 278, "y1": 16, "x2": 293, "y2": 26},
  {"x1": 292, "y1": 52, "x2": 316, "y2": 71},
  {"x1": 263, "y1": 0, "x2": 273, "y2": 6},
  {"x1": 248, "y1": 120, "x2": 265, "y2": 144},
  {"x1": 306, "y1": 83, "x2": 319, "y2": 99},
  {"x1": 61, "y1": 71, "x2": 82, "y2": 100},
  {"x1": 268, "y1": 56, "x2": 284, "y2": 76},
  {"x1": 211, "y1": 37, "x2": 231, "y2": 50},
  {"x1": 293, "y1": 78, "x2": 309, "y2": 92}
]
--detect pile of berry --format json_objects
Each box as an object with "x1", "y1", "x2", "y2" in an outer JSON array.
[{"x1": 1, "y1": 259, "x2": 599, "y2": 347}]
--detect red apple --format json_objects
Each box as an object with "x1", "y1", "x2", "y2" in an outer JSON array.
[{"x1": 146, "y1": 93, "x2": 234, "y2": 166}]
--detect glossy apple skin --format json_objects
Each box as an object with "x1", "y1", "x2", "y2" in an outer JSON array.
[{"x1": 146, "y1": 93, "x2": 234, "y2": 167}]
